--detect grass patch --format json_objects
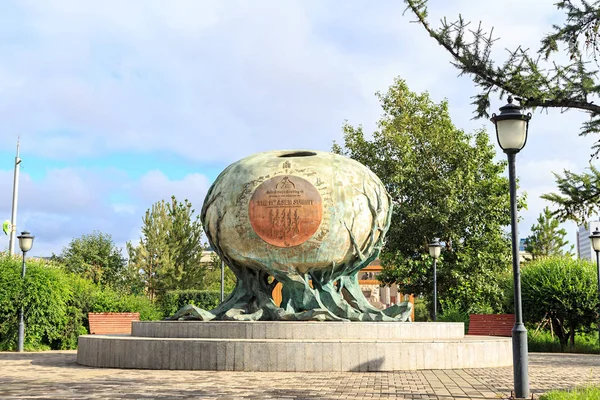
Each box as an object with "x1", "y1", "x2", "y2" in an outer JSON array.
[
  {"x1": 540, "y1": 386, "x2": 600, "y2": 399},
  {"x1": 528, "y1": 329, "x2": 599, "y2": 354}
]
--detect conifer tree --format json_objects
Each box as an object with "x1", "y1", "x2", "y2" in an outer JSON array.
[
  {"x1": 127, "y1": 196, "x2": 206, "y2": 300},
  {"x1": 524, "y1": 207, "x2": 574, "y2": 259}
]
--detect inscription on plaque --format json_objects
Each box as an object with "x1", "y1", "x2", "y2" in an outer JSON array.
[{"x1": 249, "y1": 175, "x2": 323, "y2": 247}]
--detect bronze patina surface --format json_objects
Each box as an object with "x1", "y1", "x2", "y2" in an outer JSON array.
[
  {"x1": 249, "y1": 175, "x2": 322, "y2": 248},
  {"x1": 168, "y1": 149, "x2": 412, "y2": 322}
]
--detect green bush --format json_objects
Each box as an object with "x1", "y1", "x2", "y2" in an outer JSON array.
[
  {"x1": 0, "y1": 254, "x2": 72, "y2": 350},
  {"x1": 0, "y1": 252, "x2": 162, "y2": 350},
  {"x1": 413, "y1": 297, "x2": 430, "y2": 322},
  {"x1": 521, "y1": 257, "x2": 598, "y2": 350},
  {"x1": 157, "y1": 290, "x2": 223, "y2": 318},
  {"x1": 437, "y1": 300, "x2": 470, "y2": 333},
  {"x1": 528, "y1": 328, "x2": 599, "y2": 354},
  {"x1": 117, "y1": 293, "x2": 163, "y2": 321}
]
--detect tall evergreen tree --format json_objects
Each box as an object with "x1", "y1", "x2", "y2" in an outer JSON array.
[
  {"x1": 127, "y1": 200, "x2": 171, "y2": 300},
  {"x1": 165, "y1": 196, "x2": 205, "y2": 290},
  {"x1": 127, "y1": 196, "x2": 206, "y2": 300},
  {"x1": 524, "y1": 207, "x2": 573, "y2": 259}
]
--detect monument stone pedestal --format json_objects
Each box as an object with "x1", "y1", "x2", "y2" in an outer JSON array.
[{"x1": 77, "y1": 321, "x2": 512, "y2": 371}]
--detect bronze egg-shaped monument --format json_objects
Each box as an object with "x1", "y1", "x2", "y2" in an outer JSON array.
[{"x1": 170, "y1": 150, "x2": 412, "y2": 321}]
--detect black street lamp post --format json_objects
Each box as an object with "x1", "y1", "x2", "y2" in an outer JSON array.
[
  {"x1": 428, "y1": 239, "x2": 442, "y2": 322},
  {"x1": 491, "y1": 96, "x2": 531, "y2": 399},
  {"x1": 589, "y1": 228, "x2": 600, "y2": 346},
  {"x1": 16, "y1": 231, "x2": 34, "y2": 352}
]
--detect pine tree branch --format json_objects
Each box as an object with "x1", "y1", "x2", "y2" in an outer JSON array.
[
  {"x1": 404, "y1": 1, "x2": 512, "y2": 94},
  {"x1": 403, "y1": 0, "x2": 600, "y2": 157},
  {"x1": 533, "y1": 98, "x2": 600, "y2": 112}
]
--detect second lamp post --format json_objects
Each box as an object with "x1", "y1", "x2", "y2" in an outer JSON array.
[
  {"x1": 491, "y1": 96, "x2": 531, "y2": 399},
  {"x1": 428, "y1": 239, "x2": 442, "y2": 322}
]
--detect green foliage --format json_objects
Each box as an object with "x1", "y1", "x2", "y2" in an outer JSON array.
[
  {"x1": 528, "y1": 328, "x2": 599, "y2": 354},
  {"x1": 404, "y1": 0, "x2": 600, "y2": 155},
  {"x1": 334, "y1": 78, "x2": 515, "y2": 314},
  {"x1": 0, "y1": 253, "x2": 72, "y2": 350},
  {"x1": 437, "y1": 300, "x2": 470, "y2": 334},
  {"x1": 127, "y1": 196, "x2": 208, "y2": 300},
  {"x1": 86, "y1": 286, "x2": 162, "y2": 321},
  {"x1": 541, "y1": 386, "x2": 600, "y2": 400},
  {"x1": 521, "y1": 257, "x2": 598, "y2": 350},
  {"x1": 524, "y1": 207, "x2": 574, "y2": 259},
  {"x1": 55, "y1": 231, "x2": 135, "y2": 293},
  {"x1": 127, "y1": 199, "x2": 170, "y2": 300},
  {"x1": 412, "y1": 297, "x2": 430, "y2": 322},
  {"x1": 543, "y1": 165, "x2": 600, "y2": 224},
  {"x1": 156, "y1": 289, "x2": 223, "y2": 318},
  {"x1": 0, "y1": 252, "x2": 161, "y2": 351},
  {"x1": 201, "y1": 253, "x2": 237, "y2": 293}
]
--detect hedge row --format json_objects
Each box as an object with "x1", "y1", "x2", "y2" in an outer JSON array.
[
  {"x1": 0, "y1": 254, "x2": 161, "y2": 350},
  {"x1": 156, "y1": 289, "x2": 224, "y2": 318}
]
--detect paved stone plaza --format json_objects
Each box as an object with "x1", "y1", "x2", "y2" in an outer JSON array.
[{"x1": 0, "y1": 351, "x2": 599, "y2": 399}]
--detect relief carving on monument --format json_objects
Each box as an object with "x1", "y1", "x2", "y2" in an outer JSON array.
[{"x1": 249, "y1": 176, "x2": 322, "y2": 247}]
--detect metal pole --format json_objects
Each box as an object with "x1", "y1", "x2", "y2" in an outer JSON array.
[
  {"x1": 220, "y1": 260, "x2": 225, "y2": 302},
  {"x1": 507, "y1": 152, "x2": 529, "y2": 399},
  {"x1": 596, "y1": 250, "x2": 600, "y2": 348},
  {"x1": 17, "y1": 251, "x2": 26, "y2": 352},
  {"x1": 433, "y1": 258, "x2": 437, "y2": 322},
  {"x1": 9, "y1": 139, "x2": 21, "y2": 256}
]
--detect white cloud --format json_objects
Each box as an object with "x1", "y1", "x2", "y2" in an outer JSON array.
[
  {"x1": 0, "y1": 166, "x2": 211, "y2": 256},
  {"x1": 0, "y1": 0, "x2": 597, "y2": 254},
  {"x1": 0, "y1": 0, "x2": 379, "y2": 163},
  {"x1": 134, "y1": 170, "x2": 210, "y2": 209}
]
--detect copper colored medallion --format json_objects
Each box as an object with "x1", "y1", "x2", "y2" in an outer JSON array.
[{"x1": 249, "y1": 175, "x2": 323, "y2": 247}]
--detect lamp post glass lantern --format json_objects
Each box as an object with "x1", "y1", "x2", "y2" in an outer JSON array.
[
  {"x1": 589, "y1": 228, "x2": 600, "y2": 346},
  {"x1": 18, "y1": 231, "x2": 34, "y2": 253},
  {"x1": 491, "y1": 96, "x2": 531, "y2": 399},
  {"x1": 16, "y1": 231, "x2": 34, "y2": 352},
  {"x1": 428, "y1": 240, "x2": 442, "y2": 322}
]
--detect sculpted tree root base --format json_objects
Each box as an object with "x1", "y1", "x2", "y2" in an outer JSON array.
[{"x1": 167, "y1": 263, "x2": 412, "y2": 322}]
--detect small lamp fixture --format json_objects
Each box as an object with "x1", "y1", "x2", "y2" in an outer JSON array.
[
  {"x1": 17, "y1": 231, "x2": 34, "y2": 253},
  {"x1": 590, "y1": 228, "x2": 600, "y2": 252},
  {"x1": 490, "y1": 96, "x2": 532, "y2": 154},
  {"x1": 428, "y1": 239, "x2": 442, "y2": 259}
]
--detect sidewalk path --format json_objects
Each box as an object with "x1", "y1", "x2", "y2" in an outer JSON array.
[{"x1": 0, "y1": 351, "x2": 599, "y2": 399}]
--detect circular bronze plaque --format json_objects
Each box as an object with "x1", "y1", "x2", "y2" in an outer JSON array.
[{"x1": 249, "y1": 175, "x2": 323, "y2": 247}]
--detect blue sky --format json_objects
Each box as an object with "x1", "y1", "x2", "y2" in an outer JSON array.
[{"x1": 0, "y1": 0, "x2": 596, "y2": 256}]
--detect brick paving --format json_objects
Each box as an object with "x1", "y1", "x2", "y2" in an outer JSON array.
[{"x1": 0, "y1": 351, "x2": 598, "y2": 399}]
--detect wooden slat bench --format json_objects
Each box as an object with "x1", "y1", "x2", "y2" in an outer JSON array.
[
  {"x1": 467, "y1": 314, "x2": 514, "y2": 337},
  {"x1": 88, "y1": 312, "x2": 140, "y2": 334}
]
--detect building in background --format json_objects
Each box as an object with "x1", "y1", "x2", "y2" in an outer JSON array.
[
  {"x1": 577, "y1": 220, "x2": 600, "y2": 260},
  {"x1": 519, "y1": 238, "x2": 532, "y2": 263}
]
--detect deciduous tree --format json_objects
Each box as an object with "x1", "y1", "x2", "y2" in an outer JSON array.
[
  {"x1": 56, "y1": 231, "x2": 130, "y2": 292},
  {"x1": 333, "y1": 77, "x2": 517, "y2": 313}
]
